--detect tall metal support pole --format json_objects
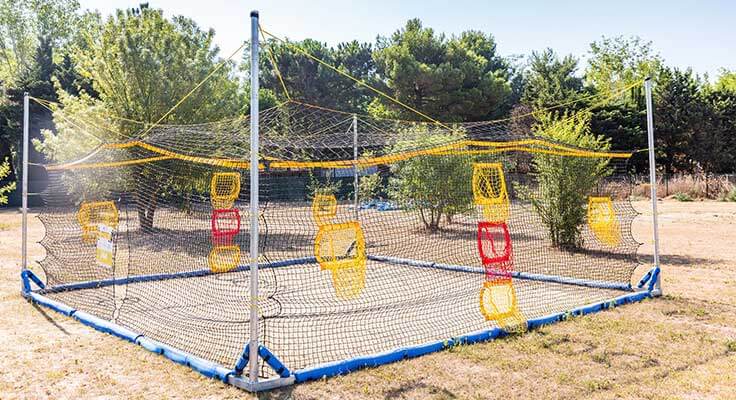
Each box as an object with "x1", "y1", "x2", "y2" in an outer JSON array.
[
  {"x1": 353, "y1": 114, "x2": 358, "y2": 221},
  {"x1": 21, "y1": 93, "x2": 29, "y2": 272},
  {"x1": 248, "y1": 10, "x2": 261, "y2": 382},
  {"x1": 644, "y1": 78, "x2": 661, "y2": 294}
]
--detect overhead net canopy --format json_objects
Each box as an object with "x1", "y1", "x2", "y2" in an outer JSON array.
[{"x1": 35, "y1": 99, "x2": 640, "y2": 378}]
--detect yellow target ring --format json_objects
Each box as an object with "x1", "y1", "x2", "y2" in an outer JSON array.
[
  {"x1": 479, "y1": 280, "x2": 527, "y2": 333},
  {"x1": 472, "y1": 163, "x2": 510, "y2": 222},
  {"x1": 587, "y1": 196, "x2": 621, "y2": 247}
]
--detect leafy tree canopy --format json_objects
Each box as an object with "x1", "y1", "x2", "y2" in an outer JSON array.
[
  {"x1": 521, "y1": 48, "x2": 584, "y2": 111},
  {"x1": 371, "y1": 19, "x2": 513, "y2": 122},
  {"x1": 585, "y1": 35, "x2": 662, "y2": 103}
]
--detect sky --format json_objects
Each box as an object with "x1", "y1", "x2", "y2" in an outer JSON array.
[{"x1": 77, "y1": 0, "x2": 736, "y2": 79}]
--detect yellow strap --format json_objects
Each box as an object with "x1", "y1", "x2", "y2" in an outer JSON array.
[
  {"x1": 259, "y1": 26, "x2": 292, "y2": 101},
  {"x1": 44, "y1": 138, "x2": 631, "y2": 171}
]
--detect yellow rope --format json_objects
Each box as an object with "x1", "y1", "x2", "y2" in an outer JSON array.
[
  {"x1": 259, "y1": 26, "x2": 449, "y2": 129},
  {"x1": 45, "y1": 156, "x2": 175, "y2": 171},
  {"x1": 259, "y1": 26, "x2": 292, "y2": 101},
  {"x1": 29, "y1": 97, "x2": 106, "y2": 144},
  {"x1": 42, "y1": 138, "x2": 631, "y2": 171}
]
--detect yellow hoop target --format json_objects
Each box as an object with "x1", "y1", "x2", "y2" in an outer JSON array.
[
  {"x1": 211, "y1": 172, "x2": 241, "y2": 209},
  {"x1": 479, "y1": 280, "x2": 527, "y2": 333},
  {"x1": 472, "y1": 163, "x2": 510, "y2": 222},
  {"x1": 314, "y1": 221, "x2": 367, "y2": 299},
  {"x1": 587, "y1": 196, "x2": 621, "y2": 247},
  {"x1": 312, "y1": 194, "x2": 338, "y2": 226},
  {"x1": 208, "y1": 245, "x2": 241, "y2": 273},
  {"x1": 78, "y1": 201, "x2": 119, "y2": 244}
]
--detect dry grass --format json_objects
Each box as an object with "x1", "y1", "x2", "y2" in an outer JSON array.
[
  {"x1": 1, "y1": 200, "x2": 736, "y2": 399},
  {"x1": 632, "y1": 174, "x2": 736, "y2": 200}
]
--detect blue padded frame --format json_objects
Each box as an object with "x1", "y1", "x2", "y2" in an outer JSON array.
[
  {"x1": 368, "y1": 254, "x2": 633, "y2": 291},
  {"x1": 20, "y1": 257, "x2": 659, "y2": 392}
]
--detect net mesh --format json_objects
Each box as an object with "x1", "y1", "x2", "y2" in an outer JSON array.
[{"x1": 34, "y1": 100, "x2": 640, "y2": 378}]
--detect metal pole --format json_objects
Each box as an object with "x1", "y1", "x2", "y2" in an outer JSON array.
[
  {"x1": 644, "y1": 78, "x2": 661, "y2": 294},
  {"x1": 353, "y1": 114, "x2": 358, "y2": 221},
  {"x1": 21, "y1": 93, "x2": 29, "y2": 272},
  {"x1": 248, "y1": 10, "x2": 260, "y2": 382}
]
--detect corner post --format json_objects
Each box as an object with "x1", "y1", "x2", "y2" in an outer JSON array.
[
  {"x1": 248, "y1": 10, "x2": 261, "y2": 382},
  {"x1": 644, "y1": 78, "x2": 661, "y2": 294},
  {"x1": 353, "y1": 114, "x2": 358, "y2": 220},
  {"x1": 22, "y1": 93, "x2": 29, "y2": 273}
]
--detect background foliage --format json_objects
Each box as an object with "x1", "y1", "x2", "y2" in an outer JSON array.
[{"x1": 1, "y1": 1, "x2": 735, "y2": 208}]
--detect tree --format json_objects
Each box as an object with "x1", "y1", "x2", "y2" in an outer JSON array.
[
  {"x1": 521, "y1": 48, "x2": 584, "y2": 111},
  {"x1": 371, "y1": 19, "x2": 512, "y2": 122},
  {"x1": 256, "y1": 38, "x2": 376, "y2": 113},
  {"x1": 586, "y1": 36, "x2": 662, "y2": 103},
  {"x1": 714, "y1": 69, "x2": 736, "y2": 93},
  {"x1": 0, "y1": 0, "x2": 80, "y2": 85},
  {"x1": 694, "y1": 89, "x2": 736, "y2": 190},
  {"x1": 387, "y1": 130, "x2": 474, "y2": 232},
  {"x1": 519, "y1": 111, "x2": 612, "y2": 248},
  {"x1": 0, "y1": 0, "x2": 82, "y2": 204},
  {"x1": 589, "y1": 102, "x2": 647, "y2": 171},
  {"x1": 652, "y1": 68, "x2": 705, "y2": 175},
  {"x1": 38, "y1": 8, "x2": 242, "y2": 230}
]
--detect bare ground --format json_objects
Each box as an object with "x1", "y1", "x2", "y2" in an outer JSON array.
[{"x1": 1, "y1": 200, "x2": 735, "y2": 399}]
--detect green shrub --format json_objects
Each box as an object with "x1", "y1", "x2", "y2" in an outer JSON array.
[
  {"x1": 673, "y1": 192, "x2": 693, "y2": 202},
  {"x1": 722, "y1": 187, "x2": 736, "y2": 202},
  {"x1": 388, "y1": 130, "x2": 474, "y2": 232},
  {"x1": 306, "y1": 171, "x2": 343, "y2": 200},
  {"x1": 517, "y1": 111, "x2": 612, "y2": 249}
]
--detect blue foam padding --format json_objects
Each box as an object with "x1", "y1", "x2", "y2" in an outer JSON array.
[
  {"x1": 41, "y1": 256, "x2": 317, "y2": 294},
  {"x1": 294, "y1": 290, "x2": 651, "y2": 383},
  {"x1": 368, "y1": 255, "x2": 632, "y2": 291},
  {"x1": 233, "y1": 344, "x2": 250, "y2": 375},
  {"x1": 28, "y1": 291, "x2": 76, "y2": 316},
  {"x1": 28, "y1": 292, "x2": 235, "y2": 384},
  {"x1": 72, "y1": 310, "x2": 141, "y2": 342},
  {"x1": 259, "y1": 345, "x2": 291, "y2": 378}
]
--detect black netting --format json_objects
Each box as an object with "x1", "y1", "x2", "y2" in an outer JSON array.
[{"x1": 34, "y1": 102, "x2": 641, "y2": 378}]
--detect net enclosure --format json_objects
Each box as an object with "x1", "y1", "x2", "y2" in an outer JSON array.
[
  {"x1": 20, "y1": 12, "x2": 661, "y2": 392},
  {"x1": 22, "y1": 98, "x2": 661, "y2": 390}
]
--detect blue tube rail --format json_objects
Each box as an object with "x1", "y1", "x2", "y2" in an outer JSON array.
[
  {"x1": 368, "y1": 255, "x2": 632, "y2": 291},
  {"x1": 293, "y1": 289, "x2": 652, "y2": 383},
  {"x1": 22, "y1": 257, "x2": 656, "y2": 392}
]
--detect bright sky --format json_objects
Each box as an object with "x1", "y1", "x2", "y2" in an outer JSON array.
[{"x1": 78, "y1": 0, "x2": 735, "y2": 79}]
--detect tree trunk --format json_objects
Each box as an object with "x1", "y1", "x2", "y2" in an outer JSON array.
[{"x1": 137, "y1": 188, "x2": 158, "y2": 233}]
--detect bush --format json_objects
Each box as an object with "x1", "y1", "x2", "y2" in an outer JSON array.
[
  {"x1": 721, "y1": 187, "x2": 736, "y2": 202},
  {"x1": 518, "y1": 111, "x2": 612, "y2": 249},
  {"x1": 633, "y1": 174, "x2": 735, "y2": 200},
  {"x1": 358, "y1": 172, "x2": 384, "y2": 201},
  {"x1": 673, "y1": 192, "x2": 693, "y2": 202},
  {"x1": 388, "y1": 130, "x2": 473, "y2": 232},
  {"x1": 306, "y1": 171, "x2": 343, "y2": 200}
]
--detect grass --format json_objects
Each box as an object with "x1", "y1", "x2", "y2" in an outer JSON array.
[{"x1": 1, "y1": 200, "x2": 736, "y2": 399}]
